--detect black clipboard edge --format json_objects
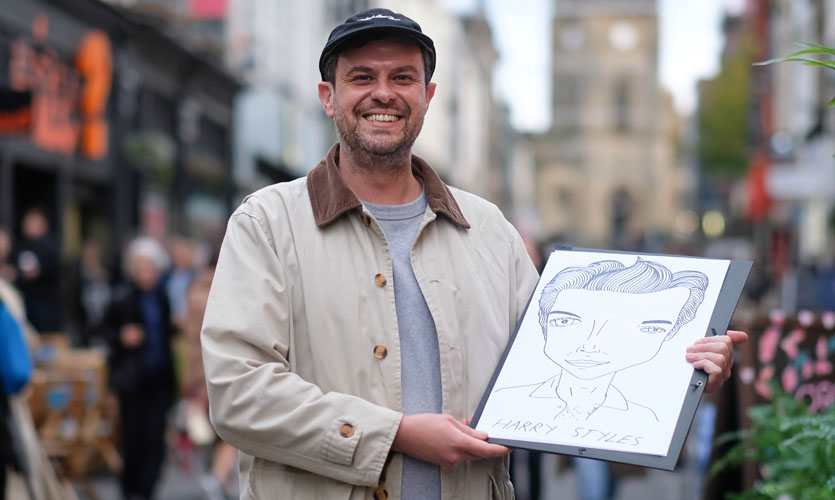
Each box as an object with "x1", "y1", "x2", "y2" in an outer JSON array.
[{"x1": 471, "y1": 247, "x2": 752, "y2": 471}]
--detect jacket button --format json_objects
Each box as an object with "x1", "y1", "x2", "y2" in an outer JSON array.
[
  {"x1": 339, "y1": 423, "x2": 355, "y2": 438},
  {"x1": 373, "y1": 345, "x2": 388, "y2": 360},
  {"x1": 374, "y1": 273, "x2": 387, "y2": 287},
  {"x1": 361, "y1": 212, "x2": 371, "y2": 226}
]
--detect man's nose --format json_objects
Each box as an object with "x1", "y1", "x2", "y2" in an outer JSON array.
[{"x1": 370, "y1": 79, "x2": 396, "y2": 103}]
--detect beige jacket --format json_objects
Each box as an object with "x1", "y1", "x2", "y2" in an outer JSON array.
[{"x1": 202, "y1": 145, "x2": 539, "y2": 499}]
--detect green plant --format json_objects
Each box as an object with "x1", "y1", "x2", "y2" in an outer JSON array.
[
  {"x1": 711, "y1": 388, "x2": 835, "y2": 500},
  {"x1": 755, "y1": 42, "x2": 835, "y2": 106}
]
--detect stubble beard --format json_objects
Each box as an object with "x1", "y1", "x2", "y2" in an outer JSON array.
[{"x1": 333, "y1": 104, "x2": 424, "y2": 173}]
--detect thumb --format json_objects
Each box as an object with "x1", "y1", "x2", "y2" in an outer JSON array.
[{"x1": 726, "y1": 330, "x2": 748, "y2": 345}]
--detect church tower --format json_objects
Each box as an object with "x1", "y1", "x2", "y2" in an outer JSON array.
[{"x1": 536, "y1": 0, "x2": 681, "y2": 248}]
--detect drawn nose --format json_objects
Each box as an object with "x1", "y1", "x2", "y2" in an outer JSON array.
[{"x1": 578, "y1": 319, "x2": 607, "y2": 353}]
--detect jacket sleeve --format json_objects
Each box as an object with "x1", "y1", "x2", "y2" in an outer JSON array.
[
  {"x1": 507, "y1": 220, "x2": 541, "y2": 326},
  {"x1": 201, "y1": 204, "x2": 401, "y2": 488}
]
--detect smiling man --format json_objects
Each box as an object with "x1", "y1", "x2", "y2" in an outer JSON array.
[{"x1": 200, "y1": 8, "x2": 745, "y2": 500}]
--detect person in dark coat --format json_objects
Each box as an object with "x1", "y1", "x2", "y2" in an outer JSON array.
[
  {"x1": 14, "y1": 207, "x2": 62, "y2": 333},
  {"x1": 104, "y1": 237, "x2": 176, "y2": 500}
]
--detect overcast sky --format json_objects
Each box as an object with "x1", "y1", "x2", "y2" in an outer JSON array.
[{"x1": 442, "y1": 0, "x2": 745, "y2": 132}]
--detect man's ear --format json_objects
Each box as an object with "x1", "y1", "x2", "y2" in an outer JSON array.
[
  {"x1": 318, "y1": 82, "x2": 335, "y2": 118},
  {"x1": 424, "y1": 82, "x2": 437, "y2": 111}
]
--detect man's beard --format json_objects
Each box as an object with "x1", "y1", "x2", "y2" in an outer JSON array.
[{"x1": 333, "y1": 105, "x2": 424, "y2": 170}]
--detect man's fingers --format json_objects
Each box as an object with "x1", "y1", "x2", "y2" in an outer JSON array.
[
  {"x1": 461, "y1": 438, "x2": 510, "y2": 459},
  {"x1": 454, "y1": 418, "x2": 510, "y2": 458},
  {"x1": 685, "y1": 330, "x2": 747, "y2": 394},
  {"x1": 456, "y1": 418, "x2": 489, "y2": 439},
  {"x1": 726, "y1": 330, "x2": 748, "y2": 345},
  {"x1": 689, "y1": 353, "x2": 731, "y2": 393}
]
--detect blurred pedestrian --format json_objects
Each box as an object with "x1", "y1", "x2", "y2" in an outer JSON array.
[
  {"x1": 0, "y1": 253, "x2": 65, "y2": 500},
  {"x1": 173, "y1": 267, "x2": 238, "y2": 499},
  {"x1": 14, "y1": 207, "x2": 62, "y2": 333},
  {"x1": 163, "y1": 236, "x2": 197, "y2": 330},
  {"x1": 0, "y1": 227, "x2": 15, "y2": 284},
  {"x1": 103, "y1": 236, "x2": 176, "y2": 500},
  {"x1": 73, "y1": 239, "x2": 111, "y2": 347}
]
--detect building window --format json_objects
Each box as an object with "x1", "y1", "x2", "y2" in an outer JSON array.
[{"x1": 613, "y1": 78, "x2": 630, "y2": 132}]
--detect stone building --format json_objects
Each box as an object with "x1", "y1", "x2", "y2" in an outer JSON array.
[{"x1": 534, "y1": 0, "x2": 683, "y2": 249}]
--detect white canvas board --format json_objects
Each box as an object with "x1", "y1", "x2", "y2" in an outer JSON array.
[{"x1": 475, "y1": 250, "x2": 731, "y2": 456}]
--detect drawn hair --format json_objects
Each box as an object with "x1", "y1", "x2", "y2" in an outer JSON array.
[{"x1": 538, "y1": 258, "x2": 707, "y2": 341}]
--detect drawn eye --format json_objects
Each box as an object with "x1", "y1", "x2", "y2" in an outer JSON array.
[
  {"x1": 549, "y1": 316, "x2": 580, "y2": 327},
  {"x1": 639, "y1": 325, "x2": 668, "y2": 334}
]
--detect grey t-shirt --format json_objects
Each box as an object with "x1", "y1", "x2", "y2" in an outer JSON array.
[{"x1": 363, "y1": 191, "x2": 442, "y2": 500}]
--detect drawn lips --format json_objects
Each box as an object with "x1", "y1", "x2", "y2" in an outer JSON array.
[{"x1": 565, "y1": 359, "x2": 608, "y2": 368}]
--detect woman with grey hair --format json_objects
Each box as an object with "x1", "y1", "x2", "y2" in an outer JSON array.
[{"x1": 103, "y1": 236, "x2": 176, "y2": 500}]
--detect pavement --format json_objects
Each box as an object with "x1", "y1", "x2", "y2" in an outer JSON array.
[{"x1": 511, "y1": 450, "x2": 703, "y2": 500}]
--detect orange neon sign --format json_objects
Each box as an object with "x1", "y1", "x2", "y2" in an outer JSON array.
[{"x1": 6, "y1": 14, "x2": 112, "y2": 159}]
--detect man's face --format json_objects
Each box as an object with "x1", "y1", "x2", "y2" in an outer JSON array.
[
  {"x1": 22, "y1": 212, "x2": 47, "y2": 240},
  {"x1": 131, "y1": 255, "x2": 160, "y2": 292},
  {"x1": 318, "y1": 37, "x2": 436, "y2": 159},
  {"x1": 543, "y1": 287, "x2": 690, "y2": 380}
]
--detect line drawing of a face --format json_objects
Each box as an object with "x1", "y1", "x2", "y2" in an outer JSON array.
[{"x1": 538, "y1": 258, "x2": 708, "y2": 380}]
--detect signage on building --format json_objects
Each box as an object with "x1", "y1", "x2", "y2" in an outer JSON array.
[
  {"x1": 751, "y1": 311, "x2": 835, "y2": 412},
  {"x1": 0, "y1": 88, "x2": 33, "y2": 134},
  {"x1": 4, "y1": 13, "x2": 112, "y2": 159}
]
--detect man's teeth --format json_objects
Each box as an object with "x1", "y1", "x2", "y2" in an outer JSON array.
[{"x1": 366, "y1": 114, "x2": 399, "y2": 122}]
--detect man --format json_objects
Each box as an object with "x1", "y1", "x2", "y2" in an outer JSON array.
[
  {"x1": 201, "y1": 8, "x2": 745, "y2": 499},
  {"x1": 14, "y1": 207, "x2": 62, "y2": 333}
]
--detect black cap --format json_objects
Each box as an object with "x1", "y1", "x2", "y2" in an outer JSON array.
[{"x1": 319, "y1": 8, "x2": 436, "y2": 81}]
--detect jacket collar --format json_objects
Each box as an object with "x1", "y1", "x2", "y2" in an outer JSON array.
[{"x1": 307, "y1": 144, "x2": 470, "y2": 229}]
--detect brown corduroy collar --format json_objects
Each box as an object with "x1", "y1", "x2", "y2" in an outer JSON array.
[{"x1": 307, "y1": 144, "x2": 471, "y2": 229}]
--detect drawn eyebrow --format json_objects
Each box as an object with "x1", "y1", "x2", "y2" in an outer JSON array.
[
  {"x1": 640, "y1": 320, "x2": 673, "y2": 325},
  {"x1": 548, "y1": 310, "x2": 581, "y2": 319}
]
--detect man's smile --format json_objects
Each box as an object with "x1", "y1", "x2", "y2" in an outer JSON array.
[{"x1": 364, "y1": 113, "x2": 402, "y2": 122}]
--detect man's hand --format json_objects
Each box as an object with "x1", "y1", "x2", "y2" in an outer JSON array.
[
  {"x1": 392, "y1": 413, "x2": 509, "y2": 467},
  {"x1": 120, "y1": 324, "x2": 145, "y2": 349},
  {"x1": 685, "y1": 330, "x2": 748, "y2": 393}
]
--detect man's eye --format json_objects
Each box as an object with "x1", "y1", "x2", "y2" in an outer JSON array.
[
  {"x1": 353, "y1": 75, "x2": 372, "y2": 81},
  {"x1": 393, "y1": 75, "x2": 413, "y2": 81},
  {"x1": 639, "y1": 325, "x2": 668, "y2": 334},
  {"x1": 549, "y1": 317, "x2": 580, "y2": 327}
]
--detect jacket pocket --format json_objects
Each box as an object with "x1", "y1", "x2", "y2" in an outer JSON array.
[{"x1": 247, "y1": 458, "x2": 354, "y2": 500}]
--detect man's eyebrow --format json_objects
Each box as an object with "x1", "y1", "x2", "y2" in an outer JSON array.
[
  {"x1": 345, "y1": 65, "x2": 374, "y2": 74},
  {"x1": 548, "y1": 310, "x2": 581, "y2": 319},
  {"x1": 640, "y1": 320, "x2": 673, "y2": 325},
  {"x1": 345, "y1": 65, "x2": 420, "y2": 75},
  {"x1": 391, "y1": 65, "x2": 420, "y2": 73}
]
